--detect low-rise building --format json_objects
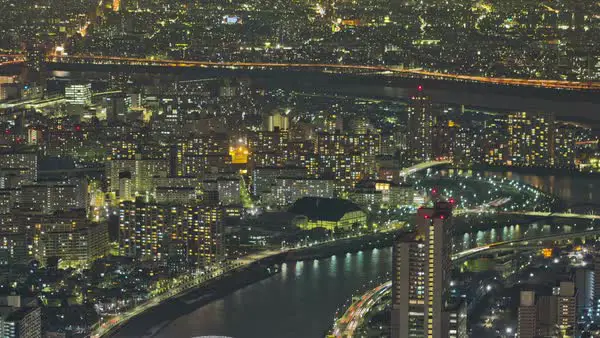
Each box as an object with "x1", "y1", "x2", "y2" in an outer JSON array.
[{"x1": 288, "y1": 197, "x2": 366, "y2": 231}]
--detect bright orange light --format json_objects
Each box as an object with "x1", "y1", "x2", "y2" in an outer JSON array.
[
  {"x1": 112, "y1": 0, "x2": 120, "y2": 11},
  {"x1": 542, "y1": 248, "x2": 553, "y2": 258}
]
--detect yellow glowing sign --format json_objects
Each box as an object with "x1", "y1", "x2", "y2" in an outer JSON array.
[{"x1": 230, "y1": 146, "x2": 249, "y2": 164}]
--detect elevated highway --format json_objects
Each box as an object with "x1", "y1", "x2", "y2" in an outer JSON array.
[
  {"x1": 458, "y1": 209, "x2": 600, "y2": 221},
  {"x1": 42, "y1": 55, "x2": 600, "y2": 91}
]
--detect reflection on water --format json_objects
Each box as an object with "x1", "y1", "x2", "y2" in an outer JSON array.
[{"x1": 147, "y1": 249, "x2": 394, "y2": 338}]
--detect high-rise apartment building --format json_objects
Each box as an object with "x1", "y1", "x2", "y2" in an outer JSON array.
[
  {"x1": 391, "y1": 201, "x2": 454, "y2": 338},
  {"x1": 575, "y1": 268, "x2": 594, "y2": 317},
  {"x1": 557, "y1": 281, "x2": 577, "y2": 337},
  {"x1": 507, "y1": 112, "x2": 555, "y2": 167},
  {"x1": 40, "y1": 222, "x2": 108, "y2": 268},
  {"x1": 407, "y1": 87, "x2": 434, "y2": 161},
  {"x1": 118, "y1": 201, "x2": 223, "y2": 267},
  {"x1": 0, "y1": 305, "x2": 41, "y2": 338},
  {"x1": 518, "y1": 291, "x2": 537, "y2": 338},
  {"x1": 555, "y1": 124, "x2": 576, "y2": 168},
  {"x1": 0, "y1": 153, "x2": 37, "y2": 187}
]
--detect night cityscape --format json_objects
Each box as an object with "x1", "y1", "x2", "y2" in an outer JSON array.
[{"x1": 0, "y1": 0, "x2": 600, "y2": 338}]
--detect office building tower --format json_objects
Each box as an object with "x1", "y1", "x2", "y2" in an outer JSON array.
[
  {"x1": 518, "y1": 291, "x2": 537, "y2": 338},
  {"x1": 391, "y1": 201, "x2": 453, "y2": 338},
  {"x1": 407, "y1": 87, "x2": 433, "y2": 161},
  {"x1": 507, "y1": 112, "x2": 555, "y2": 167}
]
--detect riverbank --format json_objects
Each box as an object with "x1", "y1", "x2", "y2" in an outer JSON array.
[
  {"x1": 107, "y1": 261, "x2": 280, "y2": 337},
  {"x1": 105, "y1": 229, "x2": 401, "y2": 337}
]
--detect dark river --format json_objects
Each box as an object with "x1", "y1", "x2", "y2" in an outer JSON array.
[{"x1": 111, "y1": 171, "x2": 600, "y2": 338}]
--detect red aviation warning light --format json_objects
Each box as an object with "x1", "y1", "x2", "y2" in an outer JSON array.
[{"x1": 417, "y1": 85, "x2": 423, "y2": 92}]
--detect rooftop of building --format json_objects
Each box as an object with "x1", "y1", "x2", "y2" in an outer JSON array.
[{"x1": 288, "y1": 197, "x2": 363, "y2": 222}]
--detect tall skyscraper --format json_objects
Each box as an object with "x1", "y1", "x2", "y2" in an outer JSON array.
[
  {"x1": 575, "y1": 268, "x2": 594, "y2": 317},
  {"x1": 391, "y1": 201, "x2": 453, "y2": 338},
  {"x1": 407, "y1": 86, "x2": 434, "y2": 161}
]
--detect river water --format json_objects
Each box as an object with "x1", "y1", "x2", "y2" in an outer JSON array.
[{"x1": 111, "y1": 171, "x2": 600, "y2": 338}]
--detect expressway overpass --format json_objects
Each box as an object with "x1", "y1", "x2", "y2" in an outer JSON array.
[
  {"x1": 501, "y1": 211, "x2": 600, "y2": 220},
  {"x1": 452, "y1": 228, "x2": 600, "y2": 261},
  {"x1": 1, "y1": 53, "x2": 599, "y2": 90},
  {"x1": 399, "y1": 160, "x2": 451, "y2": 177},
  {"x1": 458, "y1": 209, "x2": 600, "y2": 221},
  {"x1": 35, "y1": 55, "x2": 600, "y2": 91}
]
